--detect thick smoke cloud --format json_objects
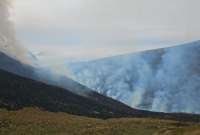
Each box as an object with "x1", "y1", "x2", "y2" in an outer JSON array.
[
  {"x1": 0, "y1": 0, "x2": 29, "y2": 64},
  {"x1": 68, "y1": 41, "x2": 200, "y2": 114},
  {"x1": 0, "y1": 0, "x2": 89, "y2": 97}
]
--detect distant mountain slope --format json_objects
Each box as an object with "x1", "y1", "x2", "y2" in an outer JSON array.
[
  {"x1": 68, "y1": 41, "x2": 200, "y2": 114},
  {"x1": 0, "y1": 52, "x2": 35, "y2": 78}
]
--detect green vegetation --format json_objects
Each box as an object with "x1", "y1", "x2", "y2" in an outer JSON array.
[{"x1": 0, "y1": 108, "x2": 199, "y2": 135}]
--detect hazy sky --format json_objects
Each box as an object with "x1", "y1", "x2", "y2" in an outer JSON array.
[{"x1": 12, "y1": 0, "x2": 200, "y2": 62}]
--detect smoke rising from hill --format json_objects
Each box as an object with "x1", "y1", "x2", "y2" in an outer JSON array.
[
  {"x1": 68, "y1": 41, "x2": 200, "y2": 114},
  {"x1": 0, "y1": 0, "x2": 30, "y2": 64}
]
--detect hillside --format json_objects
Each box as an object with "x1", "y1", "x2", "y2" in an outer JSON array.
[
  {"x1": 0, "y1": 50, "x2": 200, "y2": 123},
  {"x1": 1, "y1": 68, "x2": 200, "y2": 122},
  {"x1": 0, "y1": 108, "x2": 200, "y2": 135},
  {"x1": 0, "y1": 68, "x2": 137, "y2": 119}
]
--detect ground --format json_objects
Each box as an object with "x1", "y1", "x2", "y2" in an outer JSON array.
[{"x1": 0, "y1": 108, "x2": 200, "y2": 135}]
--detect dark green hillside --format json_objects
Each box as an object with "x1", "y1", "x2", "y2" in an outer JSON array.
[{"x1": 0, "y1": 69, "x2": 138, "y2": 119}]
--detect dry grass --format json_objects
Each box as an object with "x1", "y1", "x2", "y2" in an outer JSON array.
[{"x1": 0, "y1": 108, "x2": 199, "y2": 135}]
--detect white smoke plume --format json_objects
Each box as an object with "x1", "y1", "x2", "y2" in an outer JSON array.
[
  {"x1": 0, "y1": 0, "x2": 30, "y2": 64},
  {"x1": 68, "y1": 41, "x2": 200, "y2": 114}
]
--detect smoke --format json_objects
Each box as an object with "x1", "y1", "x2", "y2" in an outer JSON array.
[
  {"x1": 0, "y1": 0, "x2": 86, "y2": 96},
  {"x1": 150, "y1": 42, "x2": 200, "y2": 113},
  {"x1": 1, "y1": 1, "x2": 199, "y2": 112},
  {"x1": 0, "y1": 0, "x2": 30, "y2": 64},
  {"x1": 68, "y1": 41, "x2": 200, "y2": 114}
]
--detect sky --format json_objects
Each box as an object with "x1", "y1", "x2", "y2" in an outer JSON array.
[{"x1": 11, "y1": 0, "x2": 200, "y2": 62}]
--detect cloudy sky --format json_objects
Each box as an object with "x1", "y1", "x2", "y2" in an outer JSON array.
[{"x1": 11, "y1": 0, "x2": 200, "y2": 62}]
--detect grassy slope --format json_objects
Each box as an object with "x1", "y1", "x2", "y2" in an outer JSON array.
[{"x1": 0, "y1": 108, "x2": 199, "y2": 135}]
